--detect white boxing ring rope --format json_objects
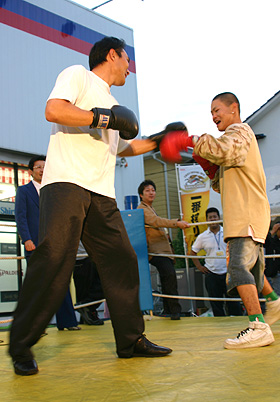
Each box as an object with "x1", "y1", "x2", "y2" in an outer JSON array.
[
  {"x1": 1, "y1": 215, "x2": 280, "y2": 324},
  {"x1": 0, "y1": 213, "x2": 279, "y2": 229}
]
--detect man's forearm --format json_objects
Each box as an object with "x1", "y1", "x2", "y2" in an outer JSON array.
[
  {"x1": 118, "y1": 139, "x2": 156, "y2": 157},
  {"x1": 194, "y1": 125, "x2": 252, "y2": 167},
  {"x1": 192, "y1": 258, "x2": 204, "y2": 271},
  {"x1": 45, "y1": 99, "x2": 92, "y2": 127}
]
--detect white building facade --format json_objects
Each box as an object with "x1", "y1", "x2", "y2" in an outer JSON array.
[
  {"x1": 245, "y1": 90, "x2": 280, "y2": 217},
  {"x1": 0, "y1": 0, "x2": 145, "y2": 313}
]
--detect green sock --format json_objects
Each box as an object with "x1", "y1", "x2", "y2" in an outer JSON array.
[
  {"x1": 249, "y1": 314, "x2": 265, "y2": 323},
  {"x1": 264, "y1": 291, "x2": 279, "y2": 302}
]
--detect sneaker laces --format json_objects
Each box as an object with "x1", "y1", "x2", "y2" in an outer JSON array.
[{"x1": 236, "y1": 327, "x2": 254, "y2": 339}]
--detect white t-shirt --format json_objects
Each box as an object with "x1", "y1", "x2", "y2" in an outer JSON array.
[
  {"x1": 191, "y1": 226, "x2": 227, "y2": 274},
  {"x1": 42, "y1": 65, "x2": 130, "y2": 198}
]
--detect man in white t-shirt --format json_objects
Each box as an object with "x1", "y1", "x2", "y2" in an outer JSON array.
[
  {"x1": 190, "y1": 207, "x2": 243, "y2": 317},
  {"x1": 9, "y1": 37, "x2": 172, "y2": 376}
]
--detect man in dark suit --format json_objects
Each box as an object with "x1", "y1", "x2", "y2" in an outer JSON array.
[
  {"x1": 15, "y1": 156, "x2": 45, "y2": 261},
  {"x1": 15, "y1": 155, "x2": 80, "y2": 332}
]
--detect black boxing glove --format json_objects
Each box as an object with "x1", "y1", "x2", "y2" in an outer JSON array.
[
  {"x1": 90, "y1": 105, "x2": 139, "y2": 140},
  {"x1": 149, "y1": 122, "x2": 188, "y2": 152}
]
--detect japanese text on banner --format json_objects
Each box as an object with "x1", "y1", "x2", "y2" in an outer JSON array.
[{"x1": 178, "y1": 165, "x2": 210, "y2": 251}]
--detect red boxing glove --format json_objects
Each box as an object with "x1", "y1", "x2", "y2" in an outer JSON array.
[
  {"x1": 149, "y1": 122, "x2": 187, "y2": 152},
  {"x1": 160, "y1": 131, "x2": 197, "y2": 163},
  {"x1": 192, "y1": 152, "x2": 219, "y2": 179}
]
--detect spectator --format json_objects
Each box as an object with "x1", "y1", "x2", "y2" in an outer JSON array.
[
  {"x1": 74, "y1": 242, "x2": 104, "y2": 326},
  {"x1": 265, "y1": 222, "x2": 280, "y2": 295},
  {"x1": 137, "y1": 179, "x2": 189, "y2": 320},
  {"x1": 15, "y1": 155, "x2": 46, "y2": 261},
  {"x1": 15, "y1": 155, "x2": 80, "y2": 332},
  {"x1": 190, "y1": 207, "x2": 243, "y2": 317}
]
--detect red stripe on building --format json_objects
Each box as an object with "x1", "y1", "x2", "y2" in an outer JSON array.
[
  {"x1": 0, "y1": 8, "x2": 136, "y2": 73},
  {"x1": 0, "y1": 8, "x2": 92, "y2": 55}
]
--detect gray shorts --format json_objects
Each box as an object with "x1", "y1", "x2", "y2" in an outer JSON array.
[{"x1": 226, "y1": 237, "x2": 265, "y2": 297}]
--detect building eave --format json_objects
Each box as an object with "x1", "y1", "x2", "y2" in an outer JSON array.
[{"x1": 245, "y1": 90, "x2": 280, "y2": 125}]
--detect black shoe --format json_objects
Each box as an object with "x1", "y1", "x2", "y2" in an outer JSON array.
[
  {"x1": 171, "y1": 313, "x2": 181, "y2": 320},
  {"x1": 76, "y1": 306, "x2": 96, "y2": 325},
  {"x1": 58, "y1": 326, "x2": 81, "y2": 331},
  {"x1": 77, "y1": 306, "x2": 104, "y2": 325},
  {"x1": 91, "y1": 311, "x2": 104, "y2": 326},
  {"x1": 133, "y1": 335, "x2": 172, "y2": 357},
  {"x1": 13, "y1": 359, "x2": 38, "y2": 376}
]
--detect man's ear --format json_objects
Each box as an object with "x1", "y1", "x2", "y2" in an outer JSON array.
[
  {"x1": 28, "y1": 169, "x2": 33, "y2": 178},
  {"x1": 107, "y1": 48, "x2": 116, "y2": 62},
  {"x1": 230, "y1": 102, "x2": 239, "y2": 115}
]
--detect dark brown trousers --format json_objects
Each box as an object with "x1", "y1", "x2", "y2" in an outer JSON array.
[{"x1": 9, "y1": 183, "x2": 144, "y2": 362}]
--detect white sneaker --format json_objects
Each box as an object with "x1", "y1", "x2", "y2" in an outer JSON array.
[
  {"x1": 264, "y1": 298, "x2": 280, "y2": 325},
  {"x1": 224, "y1": 321, "x2": 275, "y2": 349}
]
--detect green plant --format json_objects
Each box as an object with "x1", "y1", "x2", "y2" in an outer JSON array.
[{"x1": 172, "y1": 229, "x2": 186, "y2": 268}]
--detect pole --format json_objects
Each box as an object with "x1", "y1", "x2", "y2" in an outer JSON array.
[
  {"x1": 175, "y1": 164, "x2": 195, "y2": 315},
  {"x1": 13, "y1": 163, "x2": 23, "y2": 291},
  {"x1": 92, "y1": 0, "x2": 113, "y2": 10}
]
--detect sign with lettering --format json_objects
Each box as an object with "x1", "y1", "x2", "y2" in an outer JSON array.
[{"x1": 177, "y1": 165, "x2": 210, "y2": 251}]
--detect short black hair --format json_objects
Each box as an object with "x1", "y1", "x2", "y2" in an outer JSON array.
[
  {"x1": 138, "y1": 180, "x2": 156, "y2": 198},
  {"x1": 206, "y1": 207, "x2": 220, "y2": 219},
  {"x1": 28, "y1": 155, "x2": 46, "y2": 170},
  {"x1": 89, "y1": 36, "x2": 126, "y2": 70},
  {"x1": 212, "y1": 92, "x2": 240, "y2": 114}
]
